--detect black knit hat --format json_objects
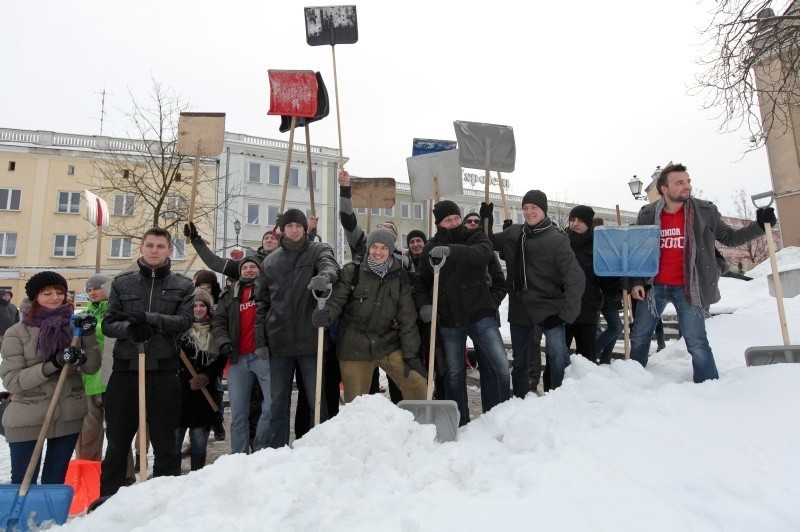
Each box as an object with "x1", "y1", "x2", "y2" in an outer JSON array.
[
  {"x1": 194, "y1": 270, "x2": 218, "y2": 287},
  {"x1": 433, "y1": 200, "x2": 461, "y2": 225},
  {"x1": 568, "y1": 205, "x2": 595, "y2": 228},
  {"x1": 406, "y1": 229, "x2": 427, "y2": 246},
  {"x1": 239, "y1": 257, "x2": 261, "y2": 276},
  {"x1": 25, "y1": 271, "x2": 69, "y2": 301},
  {"x1": 522, "y1": 190, "x2": 548, "y2": 214},
  {"x1": 280, "y1": 208, "x2": 308, "y2": 232}
]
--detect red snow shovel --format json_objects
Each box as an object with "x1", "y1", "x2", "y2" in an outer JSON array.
[
  {"x1": 268, "y1": 69, "x2": 319, "y2": 213},
  {"x1": 745, "y1": 191, "x2": 800, "y2": 366},
  {"x1": 398, "y1": 255, "x2": 460, "y2": 442},
  {"x1": 0, "y1": 333, "x2": 87, "y2": 529}
]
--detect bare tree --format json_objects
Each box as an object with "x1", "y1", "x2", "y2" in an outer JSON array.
[
  {"x1": 81, "y1": 79, "x2": 219, "y2": 248},
  {"x1": 696, "y1": 0, "x2": 800, "y2": 145},
  {"x1": 731, "y1": 189, "x2": 769, "y2": 264}
]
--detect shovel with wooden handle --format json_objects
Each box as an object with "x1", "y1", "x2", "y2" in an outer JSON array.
[
  {"x1": 137, "y1": 343, "x2": 147, "y2": 482},
  {"x1": 311, "y1": 283, "x2": 333, "y2": 426},
  {"x1": 397, "y1": 254, "x2": 460, "y2": 443},
  {"x1": 745, "y1": 192, "x2": 800, "y2": 365},
  {"x1": 180, "y1": 350, "x2": 219, "y2": 412}
]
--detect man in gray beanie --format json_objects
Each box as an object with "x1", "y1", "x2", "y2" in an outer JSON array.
[
  {"x1": 480, "y1": 191, "x2": 584, "y2": 394},
  {"x1": 77, "y1": 274, "x2": 115, "y2": 461}
]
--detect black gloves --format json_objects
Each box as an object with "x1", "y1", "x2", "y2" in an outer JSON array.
[
  {"x1": 312, "y1": 308, "x2": 331, "y2": 328},
  {"x1": 53, "y1": 346, "x2": 87, "y2": 369},
  {"x1": 129, "y1": 323, "x2": 155, "y2": 343},
  {"x1": 219, "y1": 343, "x2": 234, "y2": 357},
  {"x1": 183, "y1": 222, "x2": 200, "y2": 240},
  {"x1": 540, "y1": 315, "x2": 564, "y2": 329},
  {"x1": 71, "y1": 313, "x2": 97, "y2": 336},
  {"x1": 404, "y1": 358, "x2": 429, "y2": 380},
  {"x1": 429, "y1": 246, "x2": 450, "y2": 259},
  {"x1": 419, "y1": 305, "x2": 433, "y2": 324},
  {"x1": 479, "y1": 202, "x2": 494, "y2": 227},
  {"x1": 503, "y1": 219, "x2": 513, "y2": 230},
  {"x1": 308, "y1": 275, "x2": 330, "y2": 291},
  {"x1": 756, "y1": 207, "x2": 777, "y2": 230},
  {"x1": 127, "y1": 311, "x2": 147, "y2": 325}
]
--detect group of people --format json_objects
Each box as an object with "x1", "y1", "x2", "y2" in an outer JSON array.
[{"x1": 0, "y1": 162, "x2": 776, "y2": 501}]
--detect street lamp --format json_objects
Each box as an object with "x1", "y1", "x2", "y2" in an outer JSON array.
[
  {"x1": 628, "y1": 175, "x2": 646, "y2": 200},
  {"x1": 234, "y1": 219, "x2": 241, "y2": 247}
]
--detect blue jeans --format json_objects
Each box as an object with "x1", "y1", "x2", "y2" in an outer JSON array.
[
  {"x1": 597, "y1": 304, "x2": 623, "y2": 361},
  {"x1": 269, "y1": 354, "x2": 327, "y2": 448},
  {"x1": 513, "y1": 322, "x2": 570, "y2": 392},
  {"x1": 228, "y1": 353, "x2": 271, "y2": 454},
  {"x1": 9, "y1": 432, "x2": 79, "y2": 484},
  {"x1": 439, "y1": 317, "x2": 510, "y2": 425},
  {"x1": 174, "y1": 426, "x2": 210, "y2": 458},
  {"x1": 630, "y1": 284, "x2": 718, "y2": 383}
]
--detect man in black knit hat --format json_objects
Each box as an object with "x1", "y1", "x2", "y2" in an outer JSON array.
[
  {"x1": 256, "y1": 208, "x2": 339, "y2": 447},
  {"x1": 412, "y1": 200, "x2": 511, "y2": 425},
  {"x1": 481, "y1": 191, "x2": 584, "y2": 394}
]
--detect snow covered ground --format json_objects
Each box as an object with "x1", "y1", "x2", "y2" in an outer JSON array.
[{"x1": 3, "y1": 248, "x2": 800, "y2": 530}]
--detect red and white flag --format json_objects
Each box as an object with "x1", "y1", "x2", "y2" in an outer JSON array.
[{"x1": 83, "y1": 190, "x2": 109, "y2": 228}]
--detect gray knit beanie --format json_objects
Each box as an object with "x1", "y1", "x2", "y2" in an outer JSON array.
[
  {"x1": 366, "y1": 228, "x2": 396, "y2": 254},
  {"x1": 86, "y1": 274, "x2": 111, "y2": 293}
]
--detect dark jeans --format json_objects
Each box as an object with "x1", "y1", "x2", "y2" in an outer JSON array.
[
  {"x1": 294, "y1": 345, "x2": 340, "y2": 440},
  {"x1": 565, "y1": 322, "x2": 599, "y2": 364},
  {"x1": 597, "y1": 304, "x2": 623, "y2": 363},
  {"x1": 101, "y1": 370, "x2": 181, "y2": 496},
  {"x1": 9, "y1": 432, "x2": 79, "y2": 484},
  {"x1": 269, "y1": 355, "x2": 327, "y2": 448}
]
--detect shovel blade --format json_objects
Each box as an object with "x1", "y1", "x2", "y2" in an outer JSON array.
[
  {"x1": 268, "y1": 70, "x2": 319, "y2": 118},
  {"x1": 398, "y1": 400, "x2": 460, "y2": 442},
  {"x1": 0, "y1": 484, "x2": 74, "y2": 530},
  {"x1": 305, "y1": 6, "x2": 358, "y2": 46},
  {"x1": 745, "y1": 345, "x2": 800, "y2": 366}
]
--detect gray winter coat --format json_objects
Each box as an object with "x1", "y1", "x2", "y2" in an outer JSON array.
[{"x1": 626, "y1": 198, "x2": 764, "y2": 306}]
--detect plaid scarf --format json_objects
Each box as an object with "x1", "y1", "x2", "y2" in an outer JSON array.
[{"x1": 651, "y1": 198, "x2": 705, "y2": 315}]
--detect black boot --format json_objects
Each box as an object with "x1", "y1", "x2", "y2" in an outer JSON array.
[
  {"x1": 190, "y1": 453, "x2": 206, "y2": 471},
  {"x1": 656, "y1": 331, "x2": 666, "y2": 352}
]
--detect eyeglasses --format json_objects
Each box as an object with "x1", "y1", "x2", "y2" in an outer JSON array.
[{"x1": 464, "y1": 219, "x2": 481, "y2": 226}]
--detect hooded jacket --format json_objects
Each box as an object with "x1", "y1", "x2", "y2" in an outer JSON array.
[{"x1": 0, "y1": 291, "x2": 19, "y2": 341}]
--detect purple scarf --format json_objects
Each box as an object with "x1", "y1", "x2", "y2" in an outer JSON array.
[{"x1": 22, "y1": 303, "x2": 74, "y2": 361}]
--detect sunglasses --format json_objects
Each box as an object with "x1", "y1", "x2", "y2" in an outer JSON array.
[{"x1": 464, "y1": 218, "x2": 481, "y2": 225}]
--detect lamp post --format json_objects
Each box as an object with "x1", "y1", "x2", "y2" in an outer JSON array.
[
  {"x1": 234, "y1": 219, "x2": 241, "y2": 247},
  {"x1": 628, "y1": 175, "x2": 646, "y2": 200}
]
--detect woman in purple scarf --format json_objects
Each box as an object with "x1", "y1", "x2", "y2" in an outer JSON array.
[{"x1": 0, "y1": 271, "x2": 100, "y2": 484}]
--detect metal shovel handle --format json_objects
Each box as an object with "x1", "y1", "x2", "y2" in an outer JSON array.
[
  {"x1": 751, "y1": 191, "x2": 775, "y2": 208},
  {"x1": 428, "y1": 253, "x2": 447, "y2": 274}
]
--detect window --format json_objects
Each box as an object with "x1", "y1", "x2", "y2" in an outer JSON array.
[
  {"x1": 67, "y1": 165, "x2": 75, "y2": 176},
  {"x1": 0, "y1": 188, "x2": 22, "y2": 210},
  {"x1": 268, "y1": 165, "x2": 280, "y2": 185},
  {"x1": 493, "y1": 209, "x2": 501, "y2": 225},
  {"x1": 413, "y1": 203, "x2": 423, "y2": 220},
  {"x1": 356, "y1": 207, "x2": 367, "y2": 215},
  {"x1": 401, "y1": 202, "x2": 410, "y2": 219},
  {"x1": 0, "y1": 233, "x2": 17, "y2": 255},
  {"x1": 175, "y1": 172, "x2": 182, "y2": 182},
  {"x1": 113, "y1": 194, "x2": 135, "y2": 216},
  {"x1": 171, "y1": 238, "x2": 185, "y2": 259},
  {"x1": 247, "y1": 204, "x2": 260, "y2": 225},
  {"x1": 122, "y1": 169, "x2": 131, "y2": 179},
  {"x1": 371, "y1": 207, "x2": 381, "y2": 216},
  {"x1": 7, "y1": 161, "x2": 15, "y2": 171},
  {"x1": 385, "y1": 206, "x2": 394, "y2": 217},
  {"x1": 248, "y1": 162, "x2": 261, "y2": 183},
  {"x1": 57, "y1": 191, "x2": 80, "y2": 214},
  {"x1": 53, "y1": 234, "x2": 77, "y2": 257},
  {"x1": 288, "y1": 168, "x2": 299, "y2": 187},
  {"x1": 516, "y1": 212, "x2": 524, "y2": 223},
  {"x1": 163, "y1": 196, "x2": 188, "y2": 219},
  {"x1": 401, "y1": 233, "x2": 408, "y2": 248},
  {"x1": 308, "y1": 170, "x2": 318, "y2": 189},
  {"x1": 110, "y1": 237, "x2": 132, "y2": 258},
  {"x1": 267, "y1": 206, "x2": 279, "y2": 225}
]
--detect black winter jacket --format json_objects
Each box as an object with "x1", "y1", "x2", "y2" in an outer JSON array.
[
  {"x1": 211, "y1": 280, "x2": 258, "y2": 365},
  {"x1": 412, "y1": 225, "x2": 497, "y2": 328},
  {"x1": 567, "y1": 228, "x2": 603, "y2": 324},
  {"x1": 255, "y1": 237, "x2": 339, "y2": 357},
  {"x1": 102, "y1": 259, "x2": 194, "y2": 371}
]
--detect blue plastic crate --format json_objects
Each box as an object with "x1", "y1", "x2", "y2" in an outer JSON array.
[{"x1": 593, "y1": 226, "x2": 660, "y2": 277}]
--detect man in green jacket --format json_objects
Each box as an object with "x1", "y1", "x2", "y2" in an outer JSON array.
[{"x1": 78, "y1": 274, "x2": 115, "y2": 461}]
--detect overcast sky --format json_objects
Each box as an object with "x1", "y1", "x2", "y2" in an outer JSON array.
[{"x1": 0, "y1": 0, "x2": 775, "y2": 216}]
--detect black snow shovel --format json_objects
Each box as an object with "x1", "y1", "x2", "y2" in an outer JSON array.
[
  {"x1": 0, "y1": 328, "x2": 89, "y2": 529},
  {"x1": 398, "y1": 255, "x2": 460, "y2": 442},
  {"x1": 745, "y1": 191, "x2": 800, "y2": 366}
]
